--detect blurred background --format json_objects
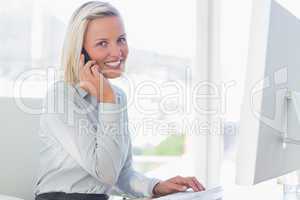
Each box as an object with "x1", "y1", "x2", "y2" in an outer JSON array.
[
  {"x1": 2, "y1": 0, "x2": 290, "y2": 199},
  {"x1": 0, "y1": 0, "x2": 198, "y2": 177}
]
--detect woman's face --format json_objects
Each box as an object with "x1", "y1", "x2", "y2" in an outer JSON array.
[{"x1": 83, "y1": 16, "x2": 128, "y2": 79}]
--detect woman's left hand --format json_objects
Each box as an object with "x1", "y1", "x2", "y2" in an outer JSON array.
[{"x1": 152, "y1": 175, "x2": 205, "y2": 197}]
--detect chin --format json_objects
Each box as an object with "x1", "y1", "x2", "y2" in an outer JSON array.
[
  {"x1": 103, "y1": 71, "x2": 123, "y2": 79},
  {"x1": 100, "y1": 61, "x2": 125, "y2": 79}
]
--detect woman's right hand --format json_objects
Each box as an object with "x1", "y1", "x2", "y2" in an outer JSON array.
[
  {"x1": 79, "y1": 54, "x2": 115, "y2": 103},
  {"x1": 152, "y1": 176, "x2": 205, "y2": 197}
]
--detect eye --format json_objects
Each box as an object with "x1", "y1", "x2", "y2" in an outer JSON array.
[
  {"x1": 97, "y1": 41, "x2": 108, "y2": 47},
  {"x1": 118, "y1": 37, "x2": 127, "y2": 45}
]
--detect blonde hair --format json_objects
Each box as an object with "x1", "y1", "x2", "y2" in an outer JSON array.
[{"x1": 61, "y1": 1, "x2": 120, "y2": 85}]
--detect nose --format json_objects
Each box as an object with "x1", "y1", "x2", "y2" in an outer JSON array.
[{"x1": 109, "y1": 43, "x2": 123, "y2": 58}]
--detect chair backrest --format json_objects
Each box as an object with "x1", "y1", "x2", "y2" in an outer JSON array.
[{"x1": 0, "y1": 97, "x2": 42, "y2": 200}]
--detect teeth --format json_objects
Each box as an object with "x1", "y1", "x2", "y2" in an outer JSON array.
[{"x1": 105, "y1": 60, "x2": 121, "y2": 68}]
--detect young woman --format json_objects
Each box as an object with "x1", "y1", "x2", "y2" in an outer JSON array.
[{"x1": 34, "y1": 1, "x2": 205, "y2": 200}]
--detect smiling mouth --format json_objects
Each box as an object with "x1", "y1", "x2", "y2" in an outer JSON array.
[{"x1": 104, "y1": 60, "x2": 123, "y2": 68}]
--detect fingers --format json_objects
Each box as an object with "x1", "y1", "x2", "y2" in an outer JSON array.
[
  {"x1": 157, "y1": 176, "x2": 205, "y2": 197},
  {"x1": 80, "y1": 53, "x2": 86, "y2": 68},
  {"x1": 172, "y1": 176, "x2": 205, "y2": 192},
  {"x1": 84, "y1": 60, "x2": 97, "y2": 72},
  {"x1": 79, "y1": 55, "x2": 97, "y2": 88},
  {"x1": 187, "y1": 178, "x2": 200, "y2": 192},
  {"x1": 180, "y1": 177, "x2": 199, "y2": 192},
  {"x1": 167, "y1": 182, "x2": 188, "y2": 193},
  {"x1": 80, "y1": 54, "x2": 84, "y2": 68},
  {"x1": 91, "y1": 64, "x2": 101, "y2": 77},
  {"x1": 80, "y1": 56, "x2": 96, "y2": 76},
  {"x1": 191, "y1": 177, "x2": 206, "y2": 191}
]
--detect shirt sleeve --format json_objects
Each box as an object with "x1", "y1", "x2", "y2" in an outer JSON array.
[
  {"x1": 115, "y1": 139, "x2": 161, "y2": 198},
  {"x1": 114, "y1": 88, "x2": 162, "y2": 198},
  {"x1": 40, "y1": 81, "x2": 128, "y2": 187}
]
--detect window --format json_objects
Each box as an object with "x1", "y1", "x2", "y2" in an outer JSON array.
[{"x1": 109, "y1": 0, "x2": 197, "y2": 177}]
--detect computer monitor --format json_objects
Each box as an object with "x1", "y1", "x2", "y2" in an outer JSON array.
[{"x1": 236, "y1": 0, "x2": 300, "y2": 185}]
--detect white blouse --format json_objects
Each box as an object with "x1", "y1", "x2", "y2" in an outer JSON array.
[{"x1": 34, "y1": 80, "x2": 160, "y2": 198}]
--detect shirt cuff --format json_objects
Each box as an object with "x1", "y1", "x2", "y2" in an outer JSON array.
[{"x1": 148, "y1": 178, "x2": 162, "y2": 197}]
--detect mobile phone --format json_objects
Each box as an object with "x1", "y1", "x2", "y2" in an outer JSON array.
[{"x1": 81, "y1": 48, "x2": 91, "y2": 64}]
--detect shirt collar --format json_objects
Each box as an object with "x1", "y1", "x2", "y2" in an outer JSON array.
[
  {"x1": 74, "y1": 82, "x2": 88, "y2": 99},
  {"x1": 74, "y1": 82, "x2": 120, "y2": 105}
]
